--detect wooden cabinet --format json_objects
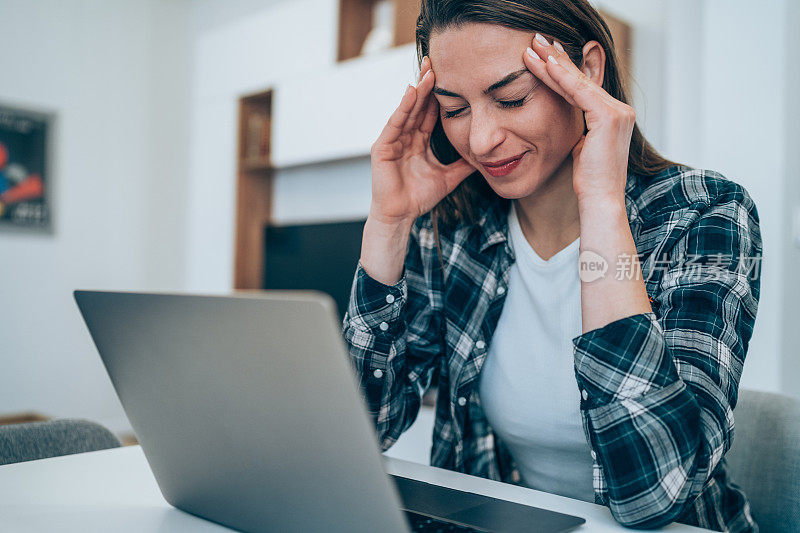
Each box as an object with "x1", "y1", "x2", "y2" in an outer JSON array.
[
  {"x1": 234, "y1": 90, "x2": 273, "y2": 290},
  {"x1": 337, "y1": 0, "x2": 421, "y2": 62}
]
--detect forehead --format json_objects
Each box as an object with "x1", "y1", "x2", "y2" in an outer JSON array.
[{"x1": 429, "y1": 23, "x2": 533, "y2": 89}]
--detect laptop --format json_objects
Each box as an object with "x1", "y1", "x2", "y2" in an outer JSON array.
[{"x1": 74, "y1": 290, "x2": 586, "y2": 533}]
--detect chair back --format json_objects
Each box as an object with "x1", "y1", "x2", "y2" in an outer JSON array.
[
  {"x1": 0, "y1": 418, "x2": 121, "y2": 466},
  {"x1": 725, "y1": 389, "x2": 800, "y2": 533}
]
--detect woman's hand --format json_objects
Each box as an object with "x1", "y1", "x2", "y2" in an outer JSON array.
[
  {"x1": 369, "y1": 56, "x2": 476, "y2": 227},
  {"x1": 523, "y1": 34, "x2": 635, "y2": 205}
]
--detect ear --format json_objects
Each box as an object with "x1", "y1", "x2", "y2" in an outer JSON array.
[{"x1": 580, "y1": 40, "x2": 606, "y2": 87}]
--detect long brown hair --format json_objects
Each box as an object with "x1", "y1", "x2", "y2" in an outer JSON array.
[{"x1": 415, "y1": 0, "x2": 681, "y2": 249}]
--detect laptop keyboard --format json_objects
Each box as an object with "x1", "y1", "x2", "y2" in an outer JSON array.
[{"x1": 404, "y1": 510, "x2": 484, "y2": 532}]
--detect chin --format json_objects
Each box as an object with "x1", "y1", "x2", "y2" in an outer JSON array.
[{"x1": 482, "y1": 173, "x2": 542, "y2": 200}]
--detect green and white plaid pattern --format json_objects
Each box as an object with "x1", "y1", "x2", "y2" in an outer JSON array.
[{"x1": 342, "y1": 165, "x2": 761, "y2": 532}]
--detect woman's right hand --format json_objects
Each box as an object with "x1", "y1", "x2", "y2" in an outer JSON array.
[{"x1": 368, "y1": 56, "x2": 476, "y2": 227}]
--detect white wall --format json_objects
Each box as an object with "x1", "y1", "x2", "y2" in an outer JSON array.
[
  {"x1": 0, "y1": 0, "x2": 191, "y2": 430},
  {"x1": 272, "y1": 156, "x2": 372, "y2": 225},
  {"x1": 662, "y1": 0, "x2": 793, "y2": 393},
  {"x1": 593, "y1": 0, "x2": 667, "y2": 148},
  {"x1": 780, "y1": 1, "x2": 800, "y2": 395},
  {"x1": 702, "y1": 0, "x2": 787, "y2": 392}
]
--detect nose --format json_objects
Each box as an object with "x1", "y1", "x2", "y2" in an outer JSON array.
[{"x1": 469, "y1": 105, "x2": 506, "y2": 160}]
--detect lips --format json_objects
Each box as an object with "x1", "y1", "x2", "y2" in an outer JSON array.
[{"x1": 481, "y1": 152, "x2": 527, "y2": 177}]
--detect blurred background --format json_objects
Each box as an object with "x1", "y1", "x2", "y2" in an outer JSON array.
[{"x1": 0, "y1": 0, "x2": 798, "y2": 450}]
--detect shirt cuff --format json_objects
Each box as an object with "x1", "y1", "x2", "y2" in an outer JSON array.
[
  {"x1": 572, "y1": 312, "x2": 680, "y2": 409},
  {"x1": 345, "y1": 260, "x2": 407, "y2": 335}
]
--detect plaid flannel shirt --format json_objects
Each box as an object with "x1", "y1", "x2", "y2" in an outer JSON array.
[{"x1": 342, "y1": 165, "x2": 762, "y2": 532}]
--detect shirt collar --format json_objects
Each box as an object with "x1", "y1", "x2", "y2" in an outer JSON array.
[{"x1": 476, "y1": 170, "x2": 641, "y2": 254}]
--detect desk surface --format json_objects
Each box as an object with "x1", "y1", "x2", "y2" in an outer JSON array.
[{"x1": 0, "y1": 446, "x2": 708, "y2": 532}]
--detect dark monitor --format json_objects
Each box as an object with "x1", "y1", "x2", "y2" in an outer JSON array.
[{"x1": 263, "y1": 219, "x2": 367, "y2": 320}]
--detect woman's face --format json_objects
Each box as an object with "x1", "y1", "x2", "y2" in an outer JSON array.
[{"x1": 429, "y1": 23, "x2": 585, "y2": 198}]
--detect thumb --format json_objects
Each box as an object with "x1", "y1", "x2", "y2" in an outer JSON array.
[
  {"x1": 442, "y1": 158, "x2": 476, "y2": 193},
  {"x1": 572, "y1": 134, "x2": 586, "y2": 160}
]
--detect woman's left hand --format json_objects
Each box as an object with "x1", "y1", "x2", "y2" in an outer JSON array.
[{"x1": 523, "y1": 33, "x2": 635, "y2": 205}]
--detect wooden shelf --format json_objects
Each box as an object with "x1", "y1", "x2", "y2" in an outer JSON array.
[
  {"x1": 337, "y1": 0, "x2": 420, "y2": 62},
  {"x1": 0, "y1": 412, "x2": 50, "y2": 426},
  {"x1": 241, "y1": 157, "x2": 272, "y2": 172},
  {"x1": 234, "y1": 89, "x2": 273, "y2": 290}
]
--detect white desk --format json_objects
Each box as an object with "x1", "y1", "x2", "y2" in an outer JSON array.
[{"x1": 0, "y1": 446, "x2": 709, "y2": 532}]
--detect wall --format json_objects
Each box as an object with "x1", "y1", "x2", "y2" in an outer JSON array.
[
  {"x1": 666, "y1": 0, "x2": 800, "y2": 394},
  {"x1": 0, "y1": 0, "x2": 191, "y2": 430},
  {"x1": 593, "y1": 0, "x2": 667, "y2": 149},
  {"x1": 780, "y1": 1, "x2": 800, "y2": 394},
  {"x1": 695, "y1": 0, "x2": 788, "y2": 392}
]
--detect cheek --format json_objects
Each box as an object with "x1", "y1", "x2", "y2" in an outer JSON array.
[
  {"x1": 441, "y1": 120, "x2": 471, "y2": 154},
  {"x1": 515, "y1": 96, "x2": 579, "y2": 144}
]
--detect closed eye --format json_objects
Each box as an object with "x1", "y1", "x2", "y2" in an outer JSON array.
[
  {"x1": 442, "y1": 107, "x2": 467, "y2": 119},
  {"x1": 499, "y1": 97, "x2": 526, "y2": 109},
  {"x1": 441, "y1": 95, "x2": 531, "y2": 119}
]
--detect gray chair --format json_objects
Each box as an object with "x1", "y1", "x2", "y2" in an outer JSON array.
[
  {"x1": 725, "y1": 389, "x2": 800, "y2": 533},
  {"x1": 0, "y1": 418, "x2": 121, "y2": 466}
]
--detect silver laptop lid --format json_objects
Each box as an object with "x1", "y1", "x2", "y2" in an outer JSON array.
[{"x1": 74, "y1": 289, "x2": 410, "y2": 533}]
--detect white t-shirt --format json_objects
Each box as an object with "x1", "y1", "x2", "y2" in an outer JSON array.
[{"x1": 478, "y1": 201, "x2": 595, "y2": 502}]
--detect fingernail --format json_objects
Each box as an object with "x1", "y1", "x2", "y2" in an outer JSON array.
[
  {"x1": 553, "y1": 41, "x2": 565, "y2": 53},
  {"x1": 526, "y1": 47, "x2": 540, "y2": 61},
  {"x1": 422, "y1": 69, "x2": 432, "y2": 80},
  {"x1": 535, "y1": 33, "x2": 549, "y2": 46},
  {"x1": 548, "y1": 55, "x2": 558, "y2": 65}
]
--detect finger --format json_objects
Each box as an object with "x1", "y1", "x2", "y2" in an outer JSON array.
[
  {"x1": 572, "y1": 134, "x2": 586, "y2": 159},
  {"x1": 419, "y1": 93, "x2": 439, "y2": 134},
  {"x1": 374, "y1": 85, "x2": 417, "y2": 148},
  {"x1": 417, "y1": 55, "x2": 431, "y2": 83},
  {"x1": 531, "y1": 35, "x2": 615, "y2": 113},
  {"x1": 407, "y1": 69, "x2": 435, "y2": 131},
  {"x1": 545, "y1": 53, "x2": 614, "y2": 114},
  {"x1": 411, "y1": 56, "x2": 434, "y2": 130},
  {"x1": 550, "y1": 41, "x2": 619, "y2": 108},
  {"x1": 525, "y1": 34, "x2": 577, "y2": 107},
  {"x1": 439, "y1": 156, "x2": 476, "y2": 193},
  {"x1": 524, "y1": 48, "x2": 576, "y2": 107}
]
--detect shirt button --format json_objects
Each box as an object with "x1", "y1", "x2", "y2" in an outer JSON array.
[
  {"x1": 581, "y1": 389, "x2": 588, "y2": 401},
  {"x1": 475, "y1": 340, "x2": 486, "y2": 350},
  {"x1": 385, "y1": 294, "x2": 395, "y2": 304},
  {"x1": 373, "y1": 369, "x2": 384, "y2": 379},
  {"x1": 457, "y1": 396, "x2": 467, "y2": 407},
  {"x1": 379, "y1": 321, "x2": 389, "y2": 331},
  {"x1": 496, "y1": 286, "x2": 506, "y2": 295},
  {"x1": 590, "y1": 449, "x2": 597, "y2": 460}
]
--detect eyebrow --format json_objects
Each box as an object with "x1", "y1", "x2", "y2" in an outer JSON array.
[{"x1": 432, "y1": 68, "x2": 530, "y2": 98}]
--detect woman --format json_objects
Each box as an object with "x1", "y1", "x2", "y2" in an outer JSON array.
[{"x1": 342, "y1": 1, "x2": 762, "y2": 531}]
